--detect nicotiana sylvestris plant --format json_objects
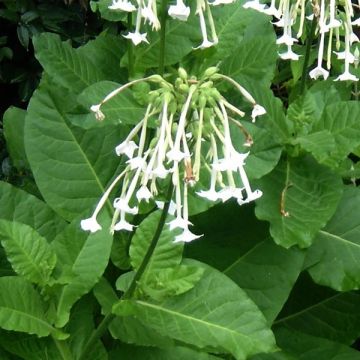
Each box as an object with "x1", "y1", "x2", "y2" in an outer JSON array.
[
  {"x1": 1, "y1": 0, "x2": 360, "y2": 359},
  {"x1": 81, "y1": 67, "x2": 265, "y2": 242},
  {"x1": 245, "y1": 0, "x2": 360, "y2": 80}
]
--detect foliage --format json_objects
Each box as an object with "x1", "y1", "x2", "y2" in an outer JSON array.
[{"x1": 0, "y1": 0, "x2": 360, "y2": 359}]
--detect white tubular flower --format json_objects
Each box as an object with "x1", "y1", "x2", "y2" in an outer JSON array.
[
  {"x1": 309, "y1": 30, "x2": 329, "y2": 80},
  {"x1": 210, "y1": 0, "x2": 235, "y2": 5},
  {"x1": 114, "y1": 197, "x2": 139, "y2": 214},
  {"x1": 155, "y1": 200, "x2": 177, "y2": 215},
  {"x1": 168, "y1": 0, "x2": 190, "y2": 21},
  {"x1": 90, "y1": 104, "x2": 105, "y2": 121},
  {"x1": 123, "y1": 0, "x2": 149, "y2": 46},
  {"x1": 116, "y1": 140, "x2": 138, "y2": 158},
  {"x1": 334, "y1": 23, "x2": 359, "y2": 81},
  {"x1": 324, "y1": 0, "x2": 341, "y2": 31},
  {"x1": 174, "y1": 228, "x2": 202, "y2": 243},
  {"x1": 279, "y1": 45, "x2": 300, "y2": 61},
  {"x1": 142, "y1": 0, "x2": 161, "y2": 30},
  {"x1": 251, "y1": 104, "x2": 266, "y2": 123},
  {"x1": 194, "y1": 1, "x2": 215, "y2": 50},
  {"x1": 263, "y1": 0, "x2": 281, "y2": 18},
  {"x1": 109, "y1": 0, "x2": 137, "y2": 12},
  {"x1": 114, "y1": 211, "x2": 135, "y2": 231},
  {"x1": 136, "y1": 185, "x2": 152, "y2": 202},
  {"x1": 80, "y1": 217, "x2": 102, "y2": 233},
  {"x1": 243, "y1": 0, "x2": 266, "y2": 12}
]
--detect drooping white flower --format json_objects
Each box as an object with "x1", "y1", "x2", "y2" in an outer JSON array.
[
  {"x1": 141, "y1": 0, "x2": 161, "y2": 30},
  {"x1": 210, "y1": 0, "x2": 236, "y2": 5},
  {"x1": 108, "y1": 0, "x2": 136, "y2": 12},
  {"x1": 123, "y1": 31, "x2": 149, "y2": 46},
  {"x1": 251, "y1": 104, "x2": 266, "y2": 123},
  {"x1": 243, "y1": 0, "x2": 266, "y2": 12},
  {"x1": 174, "y1": 228, "x2": 202, "y2": 243},
  {"x1": 279, "y1": 45, "x2": 300, "y2": 61},
  {"x1": 113, "y1": 197, "x2": 139, "y2": 215},
  {"x1": 115, "y1": 140, "x2": 138, "y2": 158},
  {"x1": 168, "y1": 0, "x2": 190, "y2": 21},
  {"x1": 80, "y1": 217, "x2": 102, "y2": 233},
  {"x1": 309, "y1": 30, "x2": 329, "y2": 80},
  {"x1": 114, "y1": 216, "x2": 135, "y2": 231},
  {"x1": 90, "y1": 104, "x2": 105, "y2": 121},
  {"x1": 136, "y1": 185, "x2": 152, "y2": 202}
]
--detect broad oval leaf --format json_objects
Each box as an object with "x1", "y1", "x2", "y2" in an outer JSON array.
[
  {"x1": 306, "y1": 187, "x2": 360, "y2": 291},
  {"x1": 129, "y1": 210, "x2": 183, "y2": 275},
  {"x1": 255, "y1": 156, "x2": 343, "y2": 248},
  {"x1": 25, "y1": 85, "x2": 122, "y2": 221},
  {"x1": 0, "y1": 220, "x2": 56, "y2": 286},
  {"x1": 0, "y1": 277, "x2": 58, "y2": 337},
  {"x1": 114, "y1": 260, "x2": 276, "y2": 360},
  {"x1": 52, "y1": 218, "x2": 113, "y2": 327}
]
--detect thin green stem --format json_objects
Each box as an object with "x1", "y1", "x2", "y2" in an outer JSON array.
[
  {"x1": 127, "y1": 13, "x2": 134, "y2": 78},
  {"x1": 300, "y1": 15, "x2": 317, "y2": 95},
  {"x1": 78, "y1": 182, "x2": 174, "y2": 360},
  {"x1": 158, "y1": 0, "x2": 168, "y2": 75},
  {"x1": 53, "y1": 337, "x2": 73, "y2": 360}
]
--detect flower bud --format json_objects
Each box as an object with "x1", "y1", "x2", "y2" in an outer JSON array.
[
  {"x1": 178, "y1": 67, "x2": 188, "y2": 80},
  {"x1": 204, "y1": 66, "x2": 218, "y2": 78}
]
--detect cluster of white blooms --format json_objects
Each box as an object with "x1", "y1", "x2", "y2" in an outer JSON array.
[
  {"x1": 243, "y1": 0, "x2": 360, "y2": 81},
  {"x1": 81, "y1": 68, "x2": 266, "y2": 243},
  {"x1": 108, "y1": 0, "x2": 236, "y2": 48}
]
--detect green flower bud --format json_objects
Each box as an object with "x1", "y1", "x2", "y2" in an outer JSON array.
[
  {"x1": 204, "y1": 66, "x2": 218, "y2": 78},
  {"x1": 179, "y1": 83, "x2": 189, "y2": 92},
  {"x1": 178, "y1": 67, "x2": 188, "y2": 80}
]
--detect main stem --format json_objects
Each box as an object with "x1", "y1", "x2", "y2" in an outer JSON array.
[
  {"x1": 158, "y1": 0, "x2": 168, "y2": 76},
  {"x1": 300, "y1": 16, "x2": 317, "y2": 95},
  {"x1": 127, "y1": 13, "x2": 134, "y2": 77},
  {"x1": 78, "y1": 182, "x2": 174, "y2": 360}
]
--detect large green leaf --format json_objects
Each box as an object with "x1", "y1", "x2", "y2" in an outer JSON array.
[
  {"x1": 310, "y1": 101, "x2": 360, "y2": 167},
  {"x1": 33, "y1": 33, "x2": 104, "y2": 93},
  {"x1": 51, "y1": 219, "x2": 113, "y2": 327},
  {"x1": 0, "y1": 220, "x2": 56, "y2": 286},
  {"x1": 3, "y1": 106, "x2": 29, "y2": 169},
  {"x1": 76, "y1": 81, "x2": 145, "y2": 128},
  {"x1": 275, "y1": 328, "x2": 360, "y2": 360},
  {"x1": 129, "y1": 210, "x2": 183, "y2": 276},
  {"x1": 274, "y1": 273, "x2": 360, "y2": 345},
  {"x1": 66, "y1": 296, "x2": 107, "y2": 360},
  {"x1": 114, "y1": 260, "x2": 276, "y2": 360},
  {"x1": 221, "y1": 33, "x2": 277, "y2": 88},
  {"x1": 0, "y1": 181, "x2": 66, "y2": 241},
  {"x1": 305, "y1": 187, "x2": 360, "y2": 291},
  {"x1": 255, "y1": 156, "x2": 343, "y2": 248},
  {"x1": 25, "y1": 84, "x2": 122, "y2": 221},
  {"x1": 187, "y1": 202, "x2": 304, "y2": 324},
  {"x1": 93, "y1": 277, "x2": 174, "y2": 348},
  {"x1": 109, "y1": 343, "x2": 220, "y2": 360},
  {"x1": 0, "y1": 277, "x2": 63, "y2": 338}
]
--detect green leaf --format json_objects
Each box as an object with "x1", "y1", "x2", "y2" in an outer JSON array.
[
  {"x1": 109, "y1": 343, "x2": 220, "y2": 360},
  {"x1": 114, "y1": 260, "x2": 276, "y2": 360},
  {"x1": 0, "y1": 277, "x2": 63, "y2": 338},
  {"x1": 3, "y1": 106, "x2": 29, "y2": 169},
  {"x1": 52, "y1": 218, "x2": 113, "y2": 327},
  {"x1": 66, "y1": 296, "x2": 107, "y2": 360},
  {"x1": 221, "y1": 33, "x2": 277, "y2": 88},
  {"x1": 274, "y1": 273, "x2": 360, "y2": 345},
  {"x1": 0, "y1": 330, "x2": 61, "y2": 360},
  {"x1": 255, "y1": 156, "x2": 343, "y2": 248},
  {"x1": 25, "y1": 85, "x2": 122, "y2": 221},
  {"x1": 123, "y1": 19, "x2": 200, "y2": 71},
  {"x1": 311, "y1": 101, "x2": 360, "y2": 167},
  {"x1": 0, "y1": 181, "x2": 66, "y2": 241},
  {"x1": 305, "y1": 187, "x2": 360, "y2": 291},
  {"x1": 76, "y1": 81, "x2": 145, "y2": 128},
  {"x1": 129, "y1": 210, "x2": 183, "y2": 276},
  {"x1": 275, "y1": 328, "x2": 360, "y2": 360},
  {"x1": 94, "y1": 277, "x2": 174, "y2": 348},
  {"x1": 140, "y1": 264, "x2": 204, "y2": 301},
  {"x1": 33, "y1": 33, "x2": 104, "y2": 93},
  {"x1": 187, "y1": 202, "x2": 305, "y2": 324},
  {"x1": 0, "y1": 220, "x2": 56, "y2": 286}
]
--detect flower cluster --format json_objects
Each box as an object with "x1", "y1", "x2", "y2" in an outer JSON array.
[
  {"x1": 243, "y1": 0, "x2": 360, "y2": 81},
  {"x1": 81, "y1": 68, "x2": 266, "y2": 243},
  {"x1": 108, "y1": 0, "x2": 236, "y2": 49}
]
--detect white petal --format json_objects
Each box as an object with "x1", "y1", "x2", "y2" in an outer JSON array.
[
  {"x1": 242, "y1": 189, "x2": 263, "y2": 204},
  {"x1": 127, "y1": 156, "x2": 147, "y2": 170},
  {"x1": 334, "y1": 71, "x2": 359, "y2": 82},
  {"x1": 80, "y1": 217, "x2": 102, "y2": 233},
  {"x1": 156, "y1": 200, "x2": 177, "y2": 215},
  {"x1": 166, "y1": 148, "x2": 186, "y2": 162},
  {"x1": 251, "y1": 104, "x2": 266, "y2": 122},
  {"x1": 123, "y1": 31, "x2": 149, "y2": 46},
  {"x1": 243, "y1": 0, "x2": 266, "y2": 11},
  {"x1": 109, "y1": 0, "x2": 136, "y2": 12},
  {"x1": 193, "y1": 39, "x2": 216, "y2": 50},
  {"x1": 113, "y1": 219, "x2": 135, "y2": 231},
  {"x1": 196, "y1": 189, "x2": 220, "y2": 201},
  {"x1": 309, "y1": 66, "x2": 329, "y2": 80},
  {"x1": 168, "y1": 2, "x2": 190, "y2": 21},
  {"x1": 90, "y1": 104, "x2": 105, "y2": 121},
  {"x1": 115, "y1": 140, "x2": 138, "y2": 158},
  {"x1": 136, "y1": 185, "x2": 152, "y2": 202},
  {"x1": 167, "y1": 216, "x2": 192, "y2": 231},
  {"x1": 113, "y1": 198, "x2": 138, "y2": 214},
  {"x1": 174, "y1": 229, "x2": 203, "y2": 243},
  {"x1": 152, "y1": 164, "x2": 169, "y2": 179}
]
